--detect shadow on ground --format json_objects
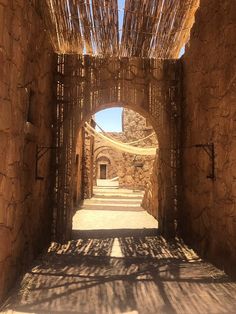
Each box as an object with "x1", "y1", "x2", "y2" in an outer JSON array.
[
  {"x1": 2, "y1": 230, "x2": 236, "y2": 314},
  {"x1": 72, "y1": 228, "x2": 159, "y2": 239}
]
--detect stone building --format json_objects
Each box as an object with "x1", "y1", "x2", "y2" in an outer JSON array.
[{"x1": 93, "y1": 108, "x2": 158, "y2": 190}]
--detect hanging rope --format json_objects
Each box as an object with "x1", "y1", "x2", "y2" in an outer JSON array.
[{"x1": 85, "y1": 123, "x2": 157, "y2": 156}]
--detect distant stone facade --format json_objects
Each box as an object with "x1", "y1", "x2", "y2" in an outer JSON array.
[{"x1": 94, "y1": 109, "x2": 158, "y2": 190}]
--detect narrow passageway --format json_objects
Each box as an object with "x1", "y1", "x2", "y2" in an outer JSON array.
[
  {"x1": 2, "y1": 188, "x2": 236, "y2": 314},
  {"x1": 1, "y1": 0, "x2": 236, "y2": 309}
]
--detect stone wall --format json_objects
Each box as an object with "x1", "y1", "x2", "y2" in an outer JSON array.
[
  {"x1": 94, "y1": 109, "x2": 158, "y2": 190},
  {"x1": 82, "y1": 122, "x2": 95, "y2": 199},
  {"x1": 0, "y1": 0, "x2": 54, "y2": 302},
  {"x1": 142, "y1": 155, "x2": 159, "y2": 219},
  {"x1": 73, "y1": 129, "x2": 84, "y2": 206},
  {"x1": 181, "y1": 0, "x2": 236, "y2": 277}
]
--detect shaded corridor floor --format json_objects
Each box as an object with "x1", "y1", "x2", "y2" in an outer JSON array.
[{"x1": 1, "y1": 188, "x2": 236, "y2": 314}]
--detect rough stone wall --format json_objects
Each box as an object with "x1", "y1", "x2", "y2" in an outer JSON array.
[
  {"x1": 119, "y1": 152, "x2": 156, "y2": 190},
  {"x1": 181, "y1": 0, "x2": 236, "y2": 276},
  {"x1": 142, "y1": 155, "x2": 159, "y2": 219},
  {"x1": 73, "y1": 130, "x2": 84, "y2": 206},
  {"x1": 82, "y1": 125, "x2": 95, "y2": 199},
  {"x1": 122, "y1": 108, "x2": 154, "y2": 144},
  {"x1": 94, "y1": 109, "x2": 158, "y2": 190},
  {"x1": 0, "y1": 0, "x2": 54, "y2": 302}
]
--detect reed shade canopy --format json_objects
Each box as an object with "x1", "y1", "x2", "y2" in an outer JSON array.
[{"x1": 38, "y1": 0, "x2": 199, "y2": 58}]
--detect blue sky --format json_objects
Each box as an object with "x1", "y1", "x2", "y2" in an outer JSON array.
[
  {"x1": 118, "y1": 0, "x2": 125, "y2": 27},
  {"x1": 95, "y1": 108, "x2": 123, "y2": 132},
  {"x1": 179, "y1": 46, "x2": 185, "y2": 58}
]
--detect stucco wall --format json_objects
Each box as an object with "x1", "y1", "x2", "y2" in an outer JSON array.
[
  {"x1": 181, "y1": 0, "x2": 236, "y2": 276},
  {"x1": 0, "y1": 0, "x2": 55, "y2": 301}
]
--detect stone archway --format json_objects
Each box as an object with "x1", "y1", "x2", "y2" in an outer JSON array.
[{"x1": 53, "y1": 55, "x2": 182, "y2": 241}]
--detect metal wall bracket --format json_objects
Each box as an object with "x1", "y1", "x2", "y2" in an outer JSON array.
[
  {"x1": 195, "y1": 143, "x2": 215, "y2": 180},
  {"x1": 35, "y1": 145, "x2": 57, "y2": 180}
]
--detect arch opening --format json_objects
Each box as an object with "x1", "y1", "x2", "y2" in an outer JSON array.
[{"x1": 72, "y1": 106, "x2": 160, "y2": 235}]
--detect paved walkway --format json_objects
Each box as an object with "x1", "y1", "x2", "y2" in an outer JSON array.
[
  {"x1": 73, "y1": 187, "x2": 158, "y2": 232},
  {"x1": 1, "y1": 187, "x2": 236, "y2": 314}
]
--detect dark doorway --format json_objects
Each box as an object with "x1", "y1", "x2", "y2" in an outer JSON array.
[{"x1": 100, "y1": 164, "x2": 107, "y2": 179}]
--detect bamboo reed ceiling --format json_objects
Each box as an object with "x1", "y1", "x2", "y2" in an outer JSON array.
[{"x1": 39, "y1": 0, "x2": 199, "y2": 58}]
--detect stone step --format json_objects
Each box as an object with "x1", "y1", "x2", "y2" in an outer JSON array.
[{"x1": 87, "y1": 197, "x2": 143, "y2": 203}]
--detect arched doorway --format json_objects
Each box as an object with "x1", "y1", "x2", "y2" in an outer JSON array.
[
  {"x1": 53, "y1": 55, "x2": 182, "y2": 242},
  {"x1": 96, "y1": 156, "x2": 111, "y2": 180}
]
